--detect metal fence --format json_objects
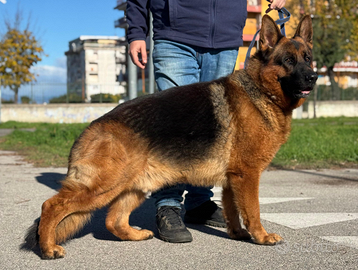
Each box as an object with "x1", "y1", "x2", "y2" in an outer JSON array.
[
  {"x1": 0, "y1": 82, "x2": 357, "y2": 104},
  {"x1": 309, "y1": 85, "x2": 358, "y2": 101}
]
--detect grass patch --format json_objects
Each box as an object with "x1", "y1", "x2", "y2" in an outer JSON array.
[
  {"x1": 0, "y1": 117, "x2": 357, "y2": 168},
  {"x1": 272, "y1": 117, "x2": 358, "y2": 169},
  {"x1": 0, "y1": 121, "x2": 88, "y2": 167}
]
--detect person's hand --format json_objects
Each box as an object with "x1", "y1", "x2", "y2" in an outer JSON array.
[
  {"x1": 129, "y1": 40, "x2": 147, "y2": 69},
  {"x1": 266, "y1": 0, "x2": 286, "y2": 13}
]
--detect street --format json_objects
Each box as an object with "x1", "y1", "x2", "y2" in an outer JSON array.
[{"x1": 0, "y1": 150, "x2": 357, "y2": 269}]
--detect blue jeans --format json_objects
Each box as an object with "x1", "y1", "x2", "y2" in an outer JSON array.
[{"x1": 151, "y1": 40, "x2": 238, "y2": 211}]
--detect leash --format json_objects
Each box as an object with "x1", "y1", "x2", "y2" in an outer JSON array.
[{"x1": 244, "y1": 5, "x2": 291, "y2": 69}]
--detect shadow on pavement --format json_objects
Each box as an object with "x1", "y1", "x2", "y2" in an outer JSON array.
[
  {"x1": 22, "y1": 172, "x2": 233, "y2": 258},
  {"x1": 74, "y1": 198, "x2": 157, "y2": 242},
  {"x1": 186, "y1": 223, "x2": 230, "y2": 240},
  {"x1": 35, "y1": 172, "x2": 65, "y2": 191},
  {"x1": 282, "y1": 169, "x2": 358, "y2": 183}
]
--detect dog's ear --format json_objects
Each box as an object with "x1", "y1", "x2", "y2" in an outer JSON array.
[
  {"x1": 293, "y1": 15, "x2": 313, "y2": 48},
  {"x1": 259, "y1": 15, "x2": 283, "y2": 51}
]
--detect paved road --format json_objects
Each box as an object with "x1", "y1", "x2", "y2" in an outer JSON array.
[{"x1": 0, "y1": 150, "x2": 357, "y2": 269}]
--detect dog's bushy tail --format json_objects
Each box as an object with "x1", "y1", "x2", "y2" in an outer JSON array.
[
  {"x1": 22, "y1": 219, "x2": 41, "y2": 250},
  {"x1": 22, "y1": 212, "x2": 92, "y2": 250}
]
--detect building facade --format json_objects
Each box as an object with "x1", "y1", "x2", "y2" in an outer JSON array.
[{"x1": 65, "y1": 36, "x2": 127, "y2": 102}]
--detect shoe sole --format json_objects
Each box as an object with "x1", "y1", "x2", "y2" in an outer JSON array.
[{"x1": 158, "y1": 232, "x2": 193, "y2": 243}]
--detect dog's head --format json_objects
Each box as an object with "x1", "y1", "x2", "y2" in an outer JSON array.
[{"x1": 248, "y1": 14, "x2": 318, "y2": 109}]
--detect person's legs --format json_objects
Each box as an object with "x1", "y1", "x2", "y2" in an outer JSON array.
[
  {"x1": 199, "y1": 47, "x2": 238, "y2": 82},
  {"x1": 181, "y1": 48, "x2": 238, "y2": 227},
  {"x1": 152, "y1": 40, "x2": 216, "y2": 209},
  {"x1": 152, "y1": 40, "x2": 202, "y2": 211},
  {"x1": 152, "y1": 40, "x2": 200, "y2": 243},
  {"x1": 153, "y1": 40, "x2": 200, "y2": 90},
  {"x1": 183, "y1": 47, "x2": 238, "y2": 212},
  {"x1": 151, "y1": 41, "x2": 238, "y2": 242}
]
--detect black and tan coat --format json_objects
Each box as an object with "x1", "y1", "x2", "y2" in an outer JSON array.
[{"x1": 25, "y1": 15, "x2": 317, "y2": 259}]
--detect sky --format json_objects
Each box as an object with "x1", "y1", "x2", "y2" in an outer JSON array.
[{"x1": 0, "y1": 0, "x2": 126, "y2": 83}]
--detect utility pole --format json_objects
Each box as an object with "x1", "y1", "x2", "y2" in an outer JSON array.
[
  {"x1": 148, "y1": 12, "x2": 155, "y2": 94},
  {"x1": 127, "y1": 49, "x2": 137, "y2": 100},
  {"x1": 114, "y1": 1, "x2": 137, "y2": 100}
]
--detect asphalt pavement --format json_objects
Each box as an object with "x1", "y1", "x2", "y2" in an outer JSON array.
[{"x1": 0, "y1": 150, "x2": 357, "y2": 270}]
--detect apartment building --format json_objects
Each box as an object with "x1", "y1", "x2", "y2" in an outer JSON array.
[{"x1": 65, "y1": 36, "x2": 127, "y2": 101}]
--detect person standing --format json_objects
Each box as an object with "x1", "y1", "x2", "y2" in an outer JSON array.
[{"x1": 126, "y1": 0, "x2": 286, "y2": 243}]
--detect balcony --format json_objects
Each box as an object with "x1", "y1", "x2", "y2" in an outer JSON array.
[
  {"x1": 114, "y1": 0, "x2": 127, "y2": 11},
  {"x1": 115, "y1": 17, "x2": 127, "y2": 29}
]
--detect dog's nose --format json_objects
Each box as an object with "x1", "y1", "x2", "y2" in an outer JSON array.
[{"x1": 306, "y1": 73, "x2": 318, "y2": 83}]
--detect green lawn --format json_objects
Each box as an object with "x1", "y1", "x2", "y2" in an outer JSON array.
[
  {"x1": 0, "y1": 117, "x2": 357, "y2": 168},
  {"x1": 0, "y1": 121, "x2": 88, "y2": 167},
  {"x1": 272, "y1": 117, "x2": 358, "y2": 168}
]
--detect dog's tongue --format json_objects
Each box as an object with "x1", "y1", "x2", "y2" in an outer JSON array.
[{"x1": 301, "y1": 88, "x2": 311, "y2": 95}]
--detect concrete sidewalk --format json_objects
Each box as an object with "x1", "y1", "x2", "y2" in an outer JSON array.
[
  {"x1": 0, "y1": 128, "x2": 36, "y2": 138},
  {"x1": 0, "y1": 129, "x2": 15, "y2": 137},
  {"x1": 0, "y1": 150, "x2": 357, "y2": 269}
]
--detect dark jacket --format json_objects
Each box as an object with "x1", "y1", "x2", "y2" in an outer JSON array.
[{"x1": 127, "y1": 0, "x2": 247, "y2": 49}]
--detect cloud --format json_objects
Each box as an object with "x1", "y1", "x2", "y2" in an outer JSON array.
[
  {"x1": 55, "y1": 56, "x2": 67, "y2": 69},
  {"x1": 31, "y1": 64, "x2": 67, "y2": 83}
]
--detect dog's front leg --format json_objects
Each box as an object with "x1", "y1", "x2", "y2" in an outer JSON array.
[
  {"x1": 222, "y1": 185, "x2": 251, "y2": 241},
  {"x1": 227, "y1": 171, "x2": 283, "y2": 245}
]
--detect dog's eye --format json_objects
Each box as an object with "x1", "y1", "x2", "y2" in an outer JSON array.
[{"x1": 304, "y1": 55, "x2": 311, "y2": 63}]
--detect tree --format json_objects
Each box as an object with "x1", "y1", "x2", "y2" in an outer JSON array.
[
  {"x1": 0, "y1": 7, "x2": 44, "y2": 103},
  {"x1": 286, "y1": 0, "x2": 358, "y2": 100},
  {"x1": 312, "y1": 0, "x2": 358, "y2": 100},
  {"x1": 345, "y1": 18, "x2": 358, "y2": 61}
]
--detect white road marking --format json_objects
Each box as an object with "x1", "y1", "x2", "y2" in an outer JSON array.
[
  {"x1": 211, "y1": 197, "x2": 313, "y2": 206},
  {"x1": 260, "y1": 213, "x2": 358, "y2": 229},
  {"x1": 259, "y1": 197, "x2": 314, "y2": 205},
  {"x1": 205, "y1": 191, "x2": 358, "y2": 251},
  {"x1": 320, "y1": 236, "x2": 358, "y2": 249}
]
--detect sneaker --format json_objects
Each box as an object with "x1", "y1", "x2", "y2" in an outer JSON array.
[
  {"x1": 156, "y1": 206, "x2": 193, "y2": 243},
  {"x1": 184, "y1": 200, "x2": 226, "y2": 228}
]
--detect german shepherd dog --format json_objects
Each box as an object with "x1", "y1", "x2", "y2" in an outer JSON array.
[{"x1": 25, "y1": 15, "x2": 317, "y2": 259}]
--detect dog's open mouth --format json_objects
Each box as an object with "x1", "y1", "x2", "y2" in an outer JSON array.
[
  {"x1": 295, "y1": 87, "x2": 313, "y2": 98},
  {"x1": 301, "y1": 88, "x2": 312, "y2": 96}
]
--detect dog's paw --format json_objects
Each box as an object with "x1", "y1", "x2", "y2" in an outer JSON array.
[
  {"x1": 253, "y1": 233, "x2": 283, "y2": 245},
  {"x1": 41, "y1": 245, "x2": 66, "y2": 260},
  {"x1": 140, "y1": 229, "x2": 154, "y2": 240}
]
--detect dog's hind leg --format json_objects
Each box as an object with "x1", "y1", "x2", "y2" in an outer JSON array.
[
  {"x1": 38, "y1": 193, "x2": 77, "y2": 259},
  {"x1": 106, "y1": 190, "x2": 154, "y2": 241},
  {"x1": 38, "y1": 181, "x2": 125, "y2": 259},
  {"x1": 222, "y1": 185, "x2": 251, "y2": 241}
]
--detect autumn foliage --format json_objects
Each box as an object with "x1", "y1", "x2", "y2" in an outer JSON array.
[{"x1": 0, "y1": 10, "x2": 44, "y2": 103}]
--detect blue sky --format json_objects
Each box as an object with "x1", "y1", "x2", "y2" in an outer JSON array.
[{"x1": 0, "y1": 0, "x2": 125, "y2": 83}]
